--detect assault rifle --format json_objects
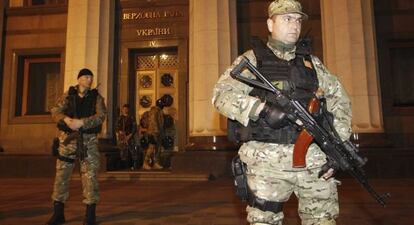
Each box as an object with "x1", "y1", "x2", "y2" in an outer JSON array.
[
  {"x1": 230, "y1": 56, "x2": 390, "y2": 206},
  {"x1": 63, "y1": 128, "x2": 87, "y2": 160}
]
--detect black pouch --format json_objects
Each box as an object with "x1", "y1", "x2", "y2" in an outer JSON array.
[
  {"x1": 227, "y1": 119, "x2": 251, "y2": 143},
  {"x1": 231, "y1": 155, "x2": 248, "y2": 201},
  {"x1": 51, "y1": 137, "x2": 60, "y2": 156}
]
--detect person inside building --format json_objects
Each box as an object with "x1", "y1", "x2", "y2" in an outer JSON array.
[
  {"x1": 142, "y1": 98, "x2": 165, "y2": 170},
  {"x1": 116, "y1": 104, "x2": 139, "y2": 170}
]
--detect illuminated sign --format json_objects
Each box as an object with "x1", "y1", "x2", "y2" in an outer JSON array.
[
  {"x1": 136, "y1": 27, "x2": 171, "y2": 36},
  {"x1": 123, "y1": 10, "x2": 183, "y2": 20}
]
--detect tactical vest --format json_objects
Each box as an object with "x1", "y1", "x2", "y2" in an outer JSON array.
[
  {"x1": 57, "y1": 86, "x2": 102, "y2": 134},
  {"x1": 228, "y1": 38, "x2": 319, "y2": 144}
]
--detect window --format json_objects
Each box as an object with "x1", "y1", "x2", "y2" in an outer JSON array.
[
  {"x1": 15, "y1": 54, "x2": 62, "y2": 116},
  {"x1": 25, "y1": 0, "x2": 67, "y2": 7},
  {"x1": 390, "y1": 46, "x2": 414, "y2": 106}
]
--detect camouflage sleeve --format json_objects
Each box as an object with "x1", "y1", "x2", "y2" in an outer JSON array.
[
  {"x1": 311, "y1": 56, "x2": 353, "y2": 141},
  {"x1": 212, "y1": 50, "x2": 263, "y2": 126},
  {"x1": 81, "y1": 94, "x2": 107, "y2": 130},
  {"x1": 50, "y1": 92, "x2": 69, "y2": 123}
]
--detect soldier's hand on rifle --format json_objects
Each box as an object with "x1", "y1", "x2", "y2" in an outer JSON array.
[
  {"x1": 259, "y1": 102, "x2": 287, "y2": 129},
  {"x1": 64, "y1": 117, "x2": 78, "y2": 130},
  {"x1": 321, "y1": 168, "x2": 335, "y2": 180},
  {"x1": 63, "y1": 117, "x2": 72, "y2": 125},
  {"x1": 126, "y1": 134, "x2": 132, "y2": 141},
  {"x1": 71, "y1": 119, "x2": 84, "y2": 130},
  {"x1": 318, "y1": 160, "x2": 338, "y2": 180}
]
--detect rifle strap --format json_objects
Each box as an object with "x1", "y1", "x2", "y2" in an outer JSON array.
[{"x1": 247, "y1": 186, "x2": 284, "y2": 213}]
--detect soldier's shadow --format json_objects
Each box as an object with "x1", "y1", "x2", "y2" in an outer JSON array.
[{"x1": 0, "y1": 207, "x2": 49, "y2": 220}]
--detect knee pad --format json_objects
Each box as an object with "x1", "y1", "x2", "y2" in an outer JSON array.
[
  {"x1": 247, "y1": 206, "x2": 283, "y2": 225},
  {"x1": 319, "y1": 219, "x2": 336, "y2": 225}
]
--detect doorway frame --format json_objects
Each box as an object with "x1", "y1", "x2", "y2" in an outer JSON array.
[{"x1": 119, "y1": 38, "x2": 188, "y2": 151}]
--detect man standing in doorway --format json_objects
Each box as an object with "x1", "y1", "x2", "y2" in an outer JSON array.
[
  {"x1": 116, "y1": 104, "x2": 139, "y2": 170},
  {"x1": 212, "y1": 0, "x2": 352, "y2": 224},
  {"x1": 142, "y1": 98, "x2": 165, "y2": 170},
  {"x1": 46, "y1": 68, "x2": 107, "y2": 225}
]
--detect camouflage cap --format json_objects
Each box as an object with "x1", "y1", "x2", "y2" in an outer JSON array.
[{"x1": 268, "y1": 0, "x2": 308, "y2": 20}]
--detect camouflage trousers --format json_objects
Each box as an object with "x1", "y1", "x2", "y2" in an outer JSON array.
[
  {"x1": 118, "y1": 140, "x2": 137, "y2": 161},
  {"x1": 51, "y1": 133, "x2": 100, "y2": 205},
  {"x1": 245, "y1": 164, "x2": 339, "y2": 225},
  {"x1": 143, "y1": 133, "x2": 162, "y2": 166}
]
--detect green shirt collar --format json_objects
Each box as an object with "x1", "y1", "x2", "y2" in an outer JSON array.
[
  {"x1": 267, "y1": 36, "x2": 295, "y2": 53},
  {"x1": 266, "y1": 36, "x2": 296, "y2": 61}
]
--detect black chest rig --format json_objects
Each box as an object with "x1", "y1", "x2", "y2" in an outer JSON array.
[
  {"x1": 228, "y1": 38, "x2": 319, "y2": 144},
  {"x1": 57, "y1": 86, "x2": 102, "y2": 134}
]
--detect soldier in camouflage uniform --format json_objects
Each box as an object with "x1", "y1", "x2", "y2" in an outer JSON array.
[
  {"x1": 116, "y1": 104, "x2": 139, "y2": 170},
  {"x1": 142, "y1": 98, "x2": 165, "y2": 170},
  {"x1": 46, "y1": 68, "x2": 107, "y2": 225},
  {"x1": 212, "y1": 0, "x2": 352, "y2": 224}
]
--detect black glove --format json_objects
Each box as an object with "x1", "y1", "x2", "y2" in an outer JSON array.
[{"x1": 259, "y1": 102, "x2": 287, "y2": 129}]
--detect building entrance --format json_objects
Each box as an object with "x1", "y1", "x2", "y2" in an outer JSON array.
[{"x1": 132, "y1": 47, "x2": 179, "y2": 169}]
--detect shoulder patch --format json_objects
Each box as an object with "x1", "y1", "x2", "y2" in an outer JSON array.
[{"x1": 271, "y1": 80, "x2": 284, "y2": 90}]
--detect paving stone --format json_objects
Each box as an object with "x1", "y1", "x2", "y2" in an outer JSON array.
[{"x1": 0, "y1": 178, "x2": 412, "y2": 224}]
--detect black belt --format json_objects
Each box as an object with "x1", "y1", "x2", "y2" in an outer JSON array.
[
  {"x1": 57, "y1": 154, "x2": 75, "y2": 163},
  {"x1": 62, "y1": 130, "x2": 97, "y2": 135}
]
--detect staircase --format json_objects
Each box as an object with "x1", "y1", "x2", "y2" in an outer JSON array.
[{"x1": 72, "y1": 170, "x2": 210, "y2": 181}]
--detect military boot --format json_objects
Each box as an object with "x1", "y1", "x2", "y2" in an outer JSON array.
[
  {"x1": 142, "y1": 162, "x2": 152, "y2": 170},
  {"x1": 152, "y1": 162, "x2": 163, "y2": 170},
  {"x1": 83, "y1": 204, "x2": 96, "y2": 225},
  {"x1": 142, "y1": 152, "x2": 152, "y2": 170},
  {"x1": 45, "y1": 201, "x2": 65, "y2": 225}
]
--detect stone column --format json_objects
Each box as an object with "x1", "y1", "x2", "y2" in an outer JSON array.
[
  {"x1": 320, "y1": 0, "x2": 383, "y2": 133},
  {"x1": 0, "y1": 0, "x2": 5, "y2": 126},
  {"x1": 97, "y1": 0, "x2": 115, "y2": 137},
  {"x1": 64, "y1": 0, "x2": 114, "y2": 137},
  {"x1": 8, "y1": 0, "x2": 23, "y2": 7},
  {"x1": 189, "y1": 0, "x2": 235, "y2": 138}
]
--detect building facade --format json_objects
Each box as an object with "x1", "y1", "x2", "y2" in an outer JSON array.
[{"x1": 0, "y1": 0, "x2": 413, "y2": 168}]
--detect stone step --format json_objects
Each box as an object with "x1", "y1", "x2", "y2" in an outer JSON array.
[{"x1": 71, "y1": 170, "x2": 210, "y2": 181}]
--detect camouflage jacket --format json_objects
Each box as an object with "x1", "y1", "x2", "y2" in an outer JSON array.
[
  {"x1": 212, "y1": 42, "x2": 352, "y2": 170},
  {"x1": 51, "y1": 87, "x2": 107, "y2": 134},
  {"x1": 147, "y1": 106, "x2": 164, "y2": 135}
]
